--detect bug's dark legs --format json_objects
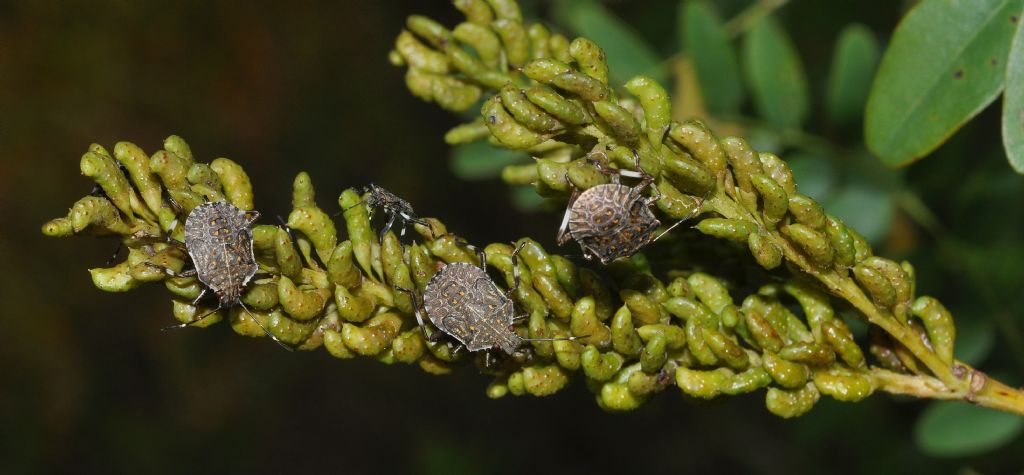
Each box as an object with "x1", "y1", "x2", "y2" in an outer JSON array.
[
  {"x1": 161, "y1": 303, "x2": 222, "y2": 331},
  {"x1": 191, "y1": 288, "x2": 208, "y2": 306},
  {"x1": 238, "y1": 301, "x2": 295, "y2": 352},
  {"x1": 452, "y1": 238, "x2": 488, "y2": 272},
  {"x1": 405, "y1": 216, "x2": 438, "y2": 239},
  {"x1": 556, "y1": 182, "x2": 581, "y2": 247},
  {"x1": 104, "y1": 241, "x2": 124, "y2": 266},
  {"x1": 396, "y1": 286, "x2": 433, "y2": 342},
  {"x1": 378, "y1": 212, "x2": 397, "y2": 244},
  {"x1": 144, "y1": 262, "x2": 198, "y2": 279},
  {"x1": 506, "y1": 241, "x2": 527, "y2": 298}
]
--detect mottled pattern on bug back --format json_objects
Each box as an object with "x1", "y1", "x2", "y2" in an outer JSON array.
[
  {"x1": 568, "y1": 183, "x2": 660, "y2": 262},
  {"x1": 365, "y1": 184, "x2": 416, "y2": 217},
  {"x1": 422, "y1": 262, "x2": 522, "y2": 353},
  {"x1": 184, "y1": 202, "x2": 258, "y2": 305}
]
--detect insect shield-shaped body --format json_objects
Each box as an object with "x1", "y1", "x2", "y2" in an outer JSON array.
[
  {"x1": 184, "y1": 201, "x2": 260, "y2": 306},
  {"x1": 154, "y1": 201, "x2": 292, "y2": 350},
  {"x1": 557, "y1": 152, "x2": 662, "y2": 264},
  {"x1": 423, "y1": 262, "x2": 522, "y2": 354},
  {"x1": 403, "y1": 243, "x2": 577, "y2": 362}
]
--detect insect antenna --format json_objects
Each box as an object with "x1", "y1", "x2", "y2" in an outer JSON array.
[
  {"x1": 331, "y1": 197, "x2": 368, "y2": 217},
  {"x1": 521, "y1": 334, "x2": 589, "y2": 343},
  {"x1": 161, "y1": 304, "x2": 224, "y2": 332},
  {"x1": 275, "y1": 216, "x2": 327, "y2": 270},
  {"x1": 650, "y1": 187, "x2": 713, "y2": 245},
  {"x1": 237, "y1": 301, "x2": 296, "y2": 352}
]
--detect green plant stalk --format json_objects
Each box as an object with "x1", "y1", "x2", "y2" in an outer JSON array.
[
  {"x1": 389, "y1": 0, "x2": 1024, "y2": 416},
  {"x1": 709, "y1": 192, "x2": 1023, "y2": 415}
]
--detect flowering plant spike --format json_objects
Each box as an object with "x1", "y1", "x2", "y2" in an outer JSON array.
[{"x1": 42, "y1": 0, "x2": 1024, "y2": 417}]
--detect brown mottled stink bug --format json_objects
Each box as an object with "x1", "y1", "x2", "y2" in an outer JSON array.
[
  {"x1": 399, "y1": 242, "x2": 579, "y2": 365},
  {"x1": 556, "y1": 150, "x2": 683, "y2": 264},
  {"x1": 341, "y1": 183, "x2": 438, "y2": 243},
  {"x1": 148, "y1": 201, "x2": 292, "y2": 350}
]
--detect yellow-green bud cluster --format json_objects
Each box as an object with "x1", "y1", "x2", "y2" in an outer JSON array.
[
  {"x1": 46, "y1": 136, "x2": 913, "y2": 416},
  {"x1": 384, "y1": 0, "x2": 1000, "y2": 414}
]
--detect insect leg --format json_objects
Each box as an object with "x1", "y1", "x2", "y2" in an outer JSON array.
[
  {"x1": 378, "y1": 212, "x2": 397, "y2": 244},
  {"x1": 395, "y1": 286, "x2": 432, "y2": 342},
  {"x1": 506, "y1": 241, "x2": 528, "y2": 298},
  {"x1": 161, "y1": 303, "x2": 223, "y2": 331},
  {"x1": 556, "y1": 183, "x2": 581, "y2": 246},
  {"x1": 103, "y1": 241, "x2": 124, "y2": 266},
  {"x1": 403, "y1": 214, "x2": 438, "y2": 240},
  {"x1": 144, "y1": 262, "x2": 198, "y2": 279},
  {"x1": 588, "y1": 155, "x2": 621, "y2": 185},
  {"x1": 452, "y1": 238, "x2": 487, "y2": 272},
  {"x1": 191, "y1": 287, "x2": 208, "y2": 306},
  {"x1": 238, "y1": 301, "x2": 295, "y2": 352},
  {"x1": 243, "y1": 210, "x2": 261, "y2": 225},
  {"x1": 522, "y1": 334, "x2": 589, "y2": 343}
]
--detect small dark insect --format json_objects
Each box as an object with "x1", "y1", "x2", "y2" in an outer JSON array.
[
  {"x1": 399, "y1": 242, "x2": 579, "y2": 366},
  {"x1": 341, "y1": 183, "x2": 437, "y2": 243},
  {"x1": 556, "y1": 150, "x2": 684, "y2": 264},
  {"x1": 147, "y1": 201, "x2": 292, "y2": 350}
]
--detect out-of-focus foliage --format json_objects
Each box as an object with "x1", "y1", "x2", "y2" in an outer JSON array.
[
  {"x1": 865, "y1": 0, "x2": 1023, "y2": 169},
  {"x1": 6, "y1": 0, "x2": 1024, "y2": 473}
]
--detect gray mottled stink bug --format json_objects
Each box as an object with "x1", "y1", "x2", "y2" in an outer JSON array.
[
  {"x1": 556, "y1": 150, "x2": 685, "y2": 264},
  {"x1": 147, "y1": 200, "x2": 292, "y2": 351},
  {"x1": 399, "y1": 241, "x2": 580, "y2": 366},
  {"x1": 340, "y1": 183, "x2": 438, "y2": 243}
]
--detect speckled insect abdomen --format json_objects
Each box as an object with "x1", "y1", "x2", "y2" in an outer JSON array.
[{"x1": 184, "y1": 201, "x2": 259, "y2": 305}]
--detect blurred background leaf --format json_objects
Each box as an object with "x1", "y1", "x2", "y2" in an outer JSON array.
[
  {"x1": 741, "y1": 15, "x2": 809, "y2": 129},
  {"x1": 1003, "y1": 11, "x2": 1024, "y2": 173},
  {"x1": 449, "y1": 142, "x2": 527, "y2": 181},
  {"x1": 5, "y1": 0, "x2": 1024, "y2": 472},
  {"x1": 825, "y1": 24, "x2": 880, "y2": 126},
  {"x1": 680, "y1": 0, "x2": 744, "y2": 115},
  {"x1": 552, "y1": 0, "x2": 668, "y2": 86},
  {"x1": 865, "y1": 0, "x2": 1022, "y2": 166},
  {"x1": 915, "y1": 401, "x2": 1024, "y2": 457}
]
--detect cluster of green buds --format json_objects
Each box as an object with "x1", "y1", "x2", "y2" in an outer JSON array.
[
  {"x1": 388, "y1": 0, "x2": 1024, "y2": 415},
  {"x1": 41, "y1": 134, "x2": 1024, "y2": 416}
]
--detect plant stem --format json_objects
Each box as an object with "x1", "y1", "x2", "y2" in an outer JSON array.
[
  {"x1": 706, "y1": 189, "x2": 1024, "y2": 415},
  {"x1": 872, "y1": 368, "x2": 960, "y2": 400}
]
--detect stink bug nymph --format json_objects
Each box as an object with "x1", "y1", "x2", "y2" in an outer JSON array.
[
  {"x1": 556, "y1": 150, "x2": 685, "y2": 264},
  {"x1": 399, "y1": 242, "x2": 580, "y2": 365},
  {"x1": 340, "y1": 183, "x2": 437, "y2": 243},
  {"x1": 147, "y1": 201, "x2": 292, "y2": 350}
]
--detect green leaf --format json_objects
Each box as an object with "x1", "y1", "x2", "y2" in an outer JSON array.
[
  {"x1": 741, "y1": 16, "x2": 810, "y2": 129},
  {"x1": 825, "y1": 24, "x2": 880, "y2": 125},
  {"x1": 1003, "y1": 10, "x2": 1024, "y2": 173},
  {"x1": 680, "y1": 1, "x2": 744, "y2": 114},
  {"x1": 449, "y1": 141, "x2": 526, "y2": 180},
  {"x1": 865, "y1": 0, "x2": 1022, "y2": 166},
  {"x1": 915, "y1": 401, "x2": 1024, "y2": 457},
  {"x1": 552, "y1": 0, "x2": 668, "y2": 87}
]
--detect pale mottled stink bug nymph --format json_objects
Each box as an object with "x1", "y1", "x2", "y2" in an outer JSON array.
[
  {"x1": 399, "y1": 242, "x2": 579, "y2": 365},
  {"x1": 557, "y1": 150, "x2": 683, "y2": 264},
  {"x1": 341, "y1": 183, "x2": 437, "y2": 243},
  {"x1": 148, "y1": 201, "x2": 292, "y2": 350}
]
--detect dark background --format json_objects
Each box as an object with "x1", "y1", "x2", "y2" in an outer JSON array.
[{"x1": 2, "y1": 1, "x2": 1021, "y2": 473}]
